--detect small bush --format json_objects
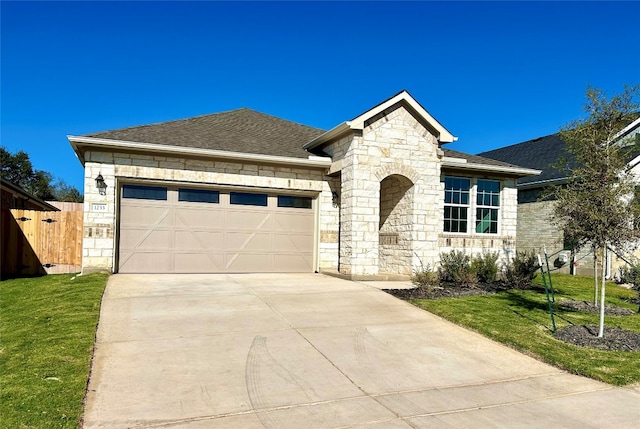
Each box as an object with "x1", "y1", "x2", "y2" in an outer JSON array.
[
  {"x1": 439, "y1": 250, "x2": 478, "y2": 286},
  {"x1": 471, "y1": 251, "x2": 500, "y2": 283},
  {"x1": 505, "y1": 250, "x2": 540, "y2": 289},
  {"x1": 411, "y1": 263, "x2": 440, "y2": 290},
  {"x1": 616, "y1": 264, "x2": 640, "y2": 290}
]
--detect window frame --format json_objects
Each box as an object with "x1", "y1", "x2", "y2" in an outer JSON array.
[
  {"x1": 443, "y1": 176, "x2": 471, "y2": 233},
  {"x1": 122, "y1": 184, "x2": 168, "y2": 201},
  {"x1": 475, "y1": 179, "x2": 501, "y2": 235},
  {"x1": 178, "y1": 188, "x2": 220, "y2": 204},
  {"x1": 442, "y1": 176, "x2": 502, "y2": 235}
]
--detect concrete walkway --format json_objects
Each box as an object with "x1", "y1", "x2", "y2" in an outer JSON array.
[{"x1": 84, "y1": 274, "x2": 640, "y2": 428}]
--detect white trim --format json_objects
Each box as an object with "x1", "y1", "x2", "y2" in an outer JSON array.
[
  {"x1": 517, "y1": 177, "x2": 568, "y2": 189},
  {"x1": 68, "y1": 135, "x2": 332, "y2": 168},
  {"x1": 442, "y1": 159, "x2": 541, "y2": 176},
  {"x1": 304, "y1": 90, "x2": 457, "y2": 150},
  {"x1": 613, "y1": 117, "x2": 640, "y2": 142}
]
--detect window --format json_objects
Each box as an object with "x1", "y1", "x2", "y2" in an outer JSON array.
[
  {"x1": 443, "y1": 177, "x2": 470, "y2": 233},
  {"x1": 277, "y1": 195, "x2": 312, "y2": 209},
  {"x1": 443, "y1": 177, "x2": 501, "y2": 235},
  {"x1": 230, "y1": 192, "x2": 268, "y2": 206},
  {"x1": 178, "y1": 188, "x2": 219, "y2": 203},
  {"x1": 475, "y1": 180, "x2": 500, "y2": 234},
  {"x1": 122, "y1": 184, "x2": 167, "y2": 200}
]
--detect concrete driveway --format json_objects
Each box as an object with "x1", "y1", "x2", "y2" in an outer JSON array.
[{"x1": 84, "y1": 274, "x2": 640, "y2": 428}]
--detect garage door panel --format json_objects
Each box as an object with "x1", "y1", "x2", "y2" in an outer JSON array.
[
  {"x1": 120, "y1": 229, "x2": 172, "y2": 249},
  {"x1": 273, "y1": 234, "x2": 314, "y2": 252},
  {"x1": 225, "y1": 211, "x2": 272, "y2": 230},
  {"x1": 273, "y1": 254, "x2": 312, "y2": 272},
  {"x1": 226, "y1": 232, "x2": 273, "y2": 251},
  {"x1": 120, "y1": 252, "x2": 173, "y2": 273},
  {"x1": 119, "y1": 186, "x2": 315, "y2": 273},
  {"x1": 226, "y1": 253, "x2": 274, "y2": 272},
  {"x1": 274, "y1": 213, "x2": 314, "y2": 231},
  {"x1": 174, "y1": 208, "x2": 225, "y2": 228},
  {"x1": 174, "y1": 231, "x2": 225, "y2": 250},
  {"x1": 120, "y1": 206, "x2": 171, "y2": 227},
  {"x1": 174, "y1": 253, "x2": 224, "y2": 272}
]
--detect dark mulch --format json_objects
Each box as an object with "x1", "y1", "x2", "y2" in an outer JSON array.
[
  {"x1": 557, "y1": 299, "x2": 636, "y2": 316},
  {"x1": 554, "y1": 325, "x2": 640, "y2": 352},
  {"x1": 383, "y1": 282, "x2": 510, "y2": 300}
]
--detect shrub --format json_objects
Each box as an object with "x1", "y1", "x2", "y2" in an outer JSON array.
[
  {"x1": 471, "y1": 251, "x2": 500, "y2": 283},
  {"x1": 505, "y1": 250, "x2": 540, "y2": 289},
  {"x1": 410, "y1": 263, "x2": 440, "y2": 290},
  {"x1": 439, "y1": 250, "x2": 478, "y2": 287},
  {"x1": 616, "y1": 264, "x2": 640, "y2": 290}
]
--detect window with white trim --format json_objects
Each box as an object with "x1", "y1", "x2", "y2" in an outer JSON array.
[
  {"x1": 443, "y1": 177, "x2": 501, "y2": 235},
  {"x1": 475, "y1": 179, "x2": 500, "y2": 234},
  {"x1": 444, "y1": 177, "x2": 470, "y2": 233}
]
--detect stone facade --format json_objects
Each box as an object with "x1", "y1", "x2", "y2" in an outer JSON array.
[
  {"x1": 77, "y1": 94, "x2": 528, "y2": 276},
  {"x1": 82, "y1": 151, "x2": 335, "y2": 273},
  {"x1": 317, "y1": 105, "x2": 444, "y2": 277},
  {"x1": 437, "y1": 177, "x2": 519, "y2": 271}
]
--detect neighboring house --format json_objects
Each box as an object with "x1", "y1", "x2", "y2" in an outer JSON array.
[
  {"x1": 0, "y1": 178, "x2": 60, "y2": 211},
  {"x1": 479, "y1": 117, "x2": 640, "y2": 277},
  {"x1": 68, "y1": 90, "x2": 539, "y2": 278}
]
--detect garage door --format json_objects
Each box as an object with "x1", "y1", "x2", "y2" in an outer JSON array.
[{"x1": 118, "y1": 184, "x2": 315, "y2": 273}]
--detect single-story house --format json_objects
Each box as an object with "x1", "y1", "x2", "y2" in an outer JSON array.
[
  {"x1": 479, "y1": 117, "x2": 640, "y2": 277},
  {"x1": 68, "y1": 90, "x2": 540, "y2": 278}
]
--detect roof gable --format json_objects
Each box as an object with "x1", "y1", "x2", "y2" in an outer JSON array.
[{"x1": 304, "y1": 90, "x2": 457, "y2": 150}]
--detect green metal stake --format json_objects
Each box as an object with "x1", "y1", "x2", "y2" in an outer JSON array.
[
  {"x1": 543, "y1": 246, "x2": 555, "y2": 303},
  {"x1": 538, "y1": 254, "x2": 556, "y2": 333}
]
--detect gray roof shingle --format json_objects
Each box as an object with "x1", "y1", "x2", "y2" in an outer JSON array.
[
  {"x1": 86, "y1": 108, "x2": 326, "y2": 159},
  {"x1": 478, "y1": 134, "x2": 574, "y2": 186},
  {"x1": 443, "y1": 148, "x2": 532, "y2": 170},
  {"x1": 85, "y1": 107, "x2": 545, "y2": 176}
]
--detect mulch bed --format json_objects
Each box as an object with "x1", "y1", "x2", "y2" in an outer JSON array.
[
  {"x1": 383, "y1": 282, "x2": 509, "y2": 300},
  {"x1": 557, "y1": 299, "x2": 636, "y2": 316},
  {"x1": 554, "y1": 325, "x2": 640, "y2": 352}
]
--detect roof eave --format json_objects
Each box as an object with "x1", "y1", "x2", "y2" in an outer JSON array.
[
  {"x1": 442, "y1": 160, "x2": 541, "y2": 177},
  {"x1": 68, "y1": 136, "x2": 332, "y2": 168},
  {"x1": 302, "y1": 122, "x2": 352, "y2": 151},
  {"x1": 516, "y1": 177, "x2": 568, "y2": 189},
  {"x1": 0, "y1": 178, "x2": 60, "y2": 211}
]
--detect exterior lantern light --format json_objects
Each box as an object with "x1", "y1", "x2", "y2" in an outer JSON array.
[{"x1": 95, "y1": 173, "x2": 107, "y2": 196}]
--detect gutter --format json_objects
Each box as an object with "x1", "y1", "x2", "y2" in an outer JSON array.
[
  {"x1": 68, "y1": 136, "x2": 332, "y2": 169},
  {"x1": 442, "y1": 158, "x2": 540, "y2": 177},
  {"x1": 303, "y1": 122, "x2": 352, "y2": 151}
]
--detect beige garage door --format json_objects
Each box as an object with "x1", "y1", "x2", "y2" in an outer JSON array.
[{"x1": 118, "y1": 184, "x2": 315, "y2": 273}]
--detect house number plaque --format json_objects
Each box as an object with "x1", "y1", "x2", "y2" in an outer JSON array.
[{"x1": 92, "y1": 203, "x2": 107, "y2": 212}]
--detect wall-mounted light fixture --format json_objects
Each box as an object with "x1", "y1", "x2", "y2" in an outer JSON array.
[
  {"x1": 95, "y1": 173, "x2": 107, "y2": 196},
  {"x1": 332, "y1": 191, "x2": 340, "y2": 208}
]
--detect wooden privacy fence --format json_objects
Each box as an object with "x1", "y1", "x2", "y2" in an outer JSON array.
[{"x1": 3, "y1": 209, "x2": 83, "y2": 277}]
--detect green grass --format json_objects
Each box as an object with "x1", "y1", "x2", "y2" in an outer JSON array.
[
  {"x1": 0, "y1": 273, "x2": 108, "y2": 428},
  {"x1": 411, "y1": 274, "x2": 640, "y2": 386}
]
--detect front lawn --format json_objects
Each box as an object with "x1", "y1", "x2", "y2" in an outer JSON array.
[
  {"x1": 410, "y1": 274, "x2": 640, "y2": 386},
  {"x1": 0, "y1": 273, "x2": 108, "y2": 428}
]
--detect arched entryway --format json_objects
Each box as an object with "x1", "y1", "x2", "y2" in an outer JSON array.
[{"x1": 379, "y1": 174, "x2": 414, "y2": 275}]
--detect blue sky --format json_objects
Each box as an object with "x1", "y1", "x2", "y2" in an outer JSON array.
[{"x1": 2, "y1": 1, "x2": 639, "y2": 192}]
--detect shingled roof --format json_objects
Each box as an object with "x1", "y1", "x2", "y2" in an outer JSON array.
[
  {"x1": 478, "y1": 134, "x2": 575, "y2": 187},
  {"x1": 443, "y1": 148, "x2": 532, "y2": 169},
  {"x1": 86, "y1": 108, "x2": 326, "y2": 159}
]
